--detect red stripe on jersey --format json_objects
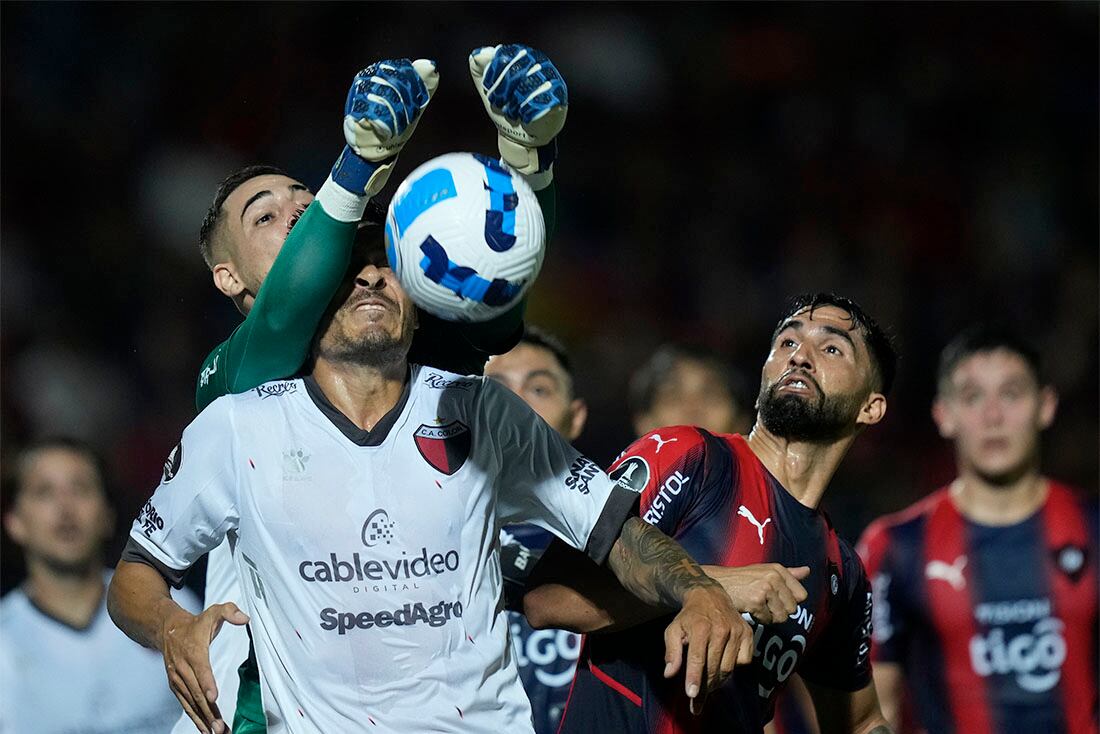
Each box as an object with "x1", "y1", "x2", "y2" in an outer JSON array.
[
  {"x1": 589, "y1": 662, "x2": 642, "y2": 707},
  {"x1": 923, "y1": 494, "x2": 996, "y2": 734},
  {"x1": 722, "y1": 436, "x2": 773, "y2": 566},
  {"x1": 1039, "y1": 481, "x2": 1099, "y2": 734}
]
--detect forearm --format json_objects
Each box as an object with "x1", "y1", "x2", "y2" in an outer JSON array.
[
  {"x1": 607, "y1": 516, "x2": 721, "y2": 608},
  {"x1": 107, "y1": 560, "x2": 192, "y2": 652}
]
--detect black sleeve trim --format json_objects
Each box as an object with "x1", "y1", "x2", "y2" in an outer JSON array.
[
  {"x1": 121, "y1": 537, "x2": 189, "y2": 590},
  {"x1": 501, "y1": 539, "x2": 544, "y2": 612},
  {"x1": 585, "y1": 484, "x2": 641, "y2": 566}
]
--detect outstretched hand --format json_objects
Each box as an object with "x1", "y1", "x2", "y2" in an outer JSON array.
[{"x1": 161, "y1": 602, "x2": 249, "y2": 734}]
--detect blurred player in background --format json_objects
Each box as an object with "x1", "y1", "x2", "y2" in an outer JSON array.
[
  {"x1": 1, "y1": 438, "x2": 200, "y2": 733},
  {"x1": 109, "y1": 229, "x2": 748, "y2": 734},
  {"x1": 629, "y1": 343, "x2": 751, "y2": 438},
  {"x1": 859, "y1": 326, "x2": 1098, "y2": 734},
  {"x1": 486, "y1": 326, "x2": 589, "y2": 734},
  {"x1": 522, "y1": 293, "x2": 897, "y2": 733},
  {"x1": 181, "y1": 45, "x2": 566, "y2": 733}
]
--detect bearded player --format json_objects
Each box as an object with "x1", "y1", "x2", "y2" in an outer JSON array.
[
  {"x1": 179, "y1": 46, "x2": 567, "y2": 733},
  {"x1": 521, "y1": 293, "x2": 897, "y2": 733},
  {"x1": 858, "y1": 326, "x2": 1097, "y2": 734}
]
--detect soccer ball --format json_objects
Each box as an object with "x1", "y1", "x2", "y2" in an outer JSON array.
[{"x1": 384, "y1": 152, "x2": 546, "y2": 322}]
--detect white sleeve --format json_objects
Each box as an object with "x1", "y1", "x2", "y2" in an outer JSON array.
[
  {"x1": 478, "y1": 380, "x2": 638, "y2": 565},
  {"x1": 126, "y1": 397, "x2": 240, "y2": 578}
]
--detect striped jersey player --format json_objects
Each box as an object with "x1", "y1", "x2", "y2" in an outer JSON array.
[
  {"x1": 858, "y1": 325, "x2": 1098, "y2": 734},
  {"x1": 859, "y1": 482, "x2": 1096, "y2": 734},
  {"x1": 524, "y1": 293, "x2": 899, "y2": 733},
  {"x1": 559, "y1": 426, "x2": 874, "y2": 732}
]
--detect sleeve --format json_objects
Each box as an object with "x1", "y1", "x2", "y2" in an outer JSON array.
[
  {"x1": 856, "y1": 518, "x2": 906, "y2": 664},
  {"x1": 499, "y1": 528, "x2": 545, "y2": 612},
  {"x1": 480, "y1": 379, "x2": 637, "y2": 565},
  {"x1": 798, "y1": 543, "x2": 874, "y2": 691},
  {"x1": 610, "y1": 426, "x2": 714, "y2": 538},
  {"x1": 194, "y1": 178, "x2": 364, "y2": 412},
  {"x1": 125, "y1": 398, "x2": 241, "y2": 588}
]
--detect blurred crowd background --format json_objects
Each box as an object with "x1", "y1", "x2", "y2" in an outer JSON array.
[{"x1": 2, "y1": 2, "x2": 1096, "y2": 593}]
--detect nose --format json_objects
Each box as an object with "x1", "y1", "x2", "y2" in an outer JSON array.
[
  {"x1": 981, "y1": 397, "x2": 1005, "y2": 426},
  {"x1": 354, "y1": 264, "x2": 386, "y2": 290},
  {"x1": 787, "y1": 343, "x2": 814, "y2": 371}
]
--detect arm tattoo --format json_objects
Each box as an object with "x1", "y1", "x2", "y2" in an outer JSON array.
[{"x1": 607, "y1": 517, "x2": 721, "y2": 608}]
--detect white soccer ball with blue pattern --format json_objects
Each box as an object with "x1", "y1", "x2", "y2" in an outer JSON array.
[{"x1": 384, "y1": 152, "x2": 545, "y2": 322}]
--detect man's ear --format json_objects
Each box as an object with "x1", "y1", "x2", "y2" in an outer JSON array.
[
  {"x1": 1037, "y1": 385, "x2": 1058, "y2": 430},
  {"x1": 4, "y1": 509, "x2": 26, "y2": 546},
  {"x1": 931, "y1": 397, "x2": 956, "y2": 439},
  {"x1": 567, "y1": 398, "x2": 589, "y2": 442},
  {"x1": 857, "y1": 392, "x2": 887, "y2": 428},
  {"x1": 212, "y1": 262, "x2": 246, "y2": 299}
]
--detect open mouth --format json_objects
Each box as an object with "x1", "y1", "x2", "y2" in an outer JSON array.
[{"x1": 776, "y1": 372, "x2": 817, "y2": 395}]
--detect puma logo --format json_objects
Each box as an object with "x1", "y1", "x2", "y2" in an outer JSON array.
[
  {"x1": 649, "y1": 434, "x2": 678, "y2": 453},
  {"x1": 737, "y1": 505, "x2": 772, "y2": 545},
  {"x1": 925, "y1": 555, "x2": 967, "y2": 590}
]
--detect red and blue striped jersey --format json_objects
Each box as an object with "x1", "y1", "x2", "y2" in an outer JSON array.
[
  {"x1": 858, "y1": 482, "x2": 1098, "y2": 734},
  {"x1": 559, "y1": 426, "x2": 873, "y2": 733}
]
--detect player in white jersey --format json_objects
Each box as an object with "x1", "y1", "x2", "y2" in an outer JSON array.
[
  {"x1": 0, "y1": 438, "x2": 200, "y2": 734},
  {"x1": 108, "y1": 234, "x2": 751, "y2": 734}
]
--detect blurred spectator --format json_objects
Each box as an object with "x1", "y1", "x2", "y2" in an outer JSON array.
[
  {"x1": 0, "y1": 437, "x2": 200, "y2": 733},
  {"x1": 629, "y1": 343, "x2": 751, "y2": 437}
]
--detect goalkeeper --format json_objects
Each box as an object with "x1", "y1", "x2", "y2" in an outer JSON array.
[{"x1": 177, "y1": 46, "x2": 567, "y2": 734}]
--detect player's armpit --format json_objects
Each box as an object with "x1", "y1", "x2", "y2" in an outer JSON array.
[
  {"x1": 804, "y1": 678, "x2": 894, "y2": 734},
  {"x1": 522, "y1": 538, "x2": 668, "y2": 633}
]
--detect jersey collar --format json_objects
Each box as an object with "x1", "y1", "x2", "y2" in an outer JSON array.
[{"x1": 302, "y1": 367, "x2": 414, "y2": 447}]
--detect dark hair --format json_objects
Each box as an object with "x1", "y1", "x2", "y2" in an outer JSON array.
[
  {"x1": 13, "y1": 436, "x2": 108, "y2": 503},
  {"x1": 629, "y1": 343, "x2": 742, "y2": 417},
  {"x1": 772, "y1": 292, "x2": 898, "y2": 395},
  {"x1": 519, "y1": 325, "x2": 574, "y2": 386},
  {"x1": 199, "y1": 164, "x2": 289, "y2": 268},
  {"x1": 937, "y1": 324, "x2": 1043, "y2": 390}
]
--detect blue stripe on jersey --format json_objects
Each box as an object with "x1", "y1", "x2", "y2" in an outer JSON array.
[
  {"x1": 967, "y1": 516, "x2": 1068, "y2": 734},
  {"x1": 892, "y1": 513, "x2": 958, "y2": 734}
]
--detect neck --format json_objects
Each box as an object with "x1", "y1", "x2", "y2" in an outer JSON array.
[
  {"x1": 745, "y1": 421, "x2": 854, "y2": 509},
  {"x1": 24, "y1": 558, "x2": 104, "y2": 629},
  {"x1": 311, "y1": 356, "x2": 408, "y2": 431},
  {"x1": 950, "y1": 463, "x2": 1048, "y2": 525}
]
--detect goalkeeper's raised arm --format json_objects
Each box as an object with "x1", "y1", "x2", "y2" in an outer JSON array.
[{"x1": 194, "y1": 58, "x2": 438, "y2": 411}]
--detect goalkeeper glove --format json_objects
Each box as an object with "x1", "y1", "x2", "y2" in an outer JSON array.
[
  {"x1": 332, "y1": 58, "x2": 439, "y2": 197},
  {"x1": 469, "y1": 44, "x2": 567, "y2": 181}
]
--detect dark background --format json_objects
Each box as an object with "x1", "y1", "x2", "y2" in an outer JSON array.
[{"x1": 2, "y1": 2, "x2": 1096, "y2": 593}]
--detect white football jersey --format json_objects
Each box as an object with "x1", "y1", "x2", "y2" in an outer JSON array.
[
  {"x1": 0, "y1": 571, "x2": 200, "y2": 734},
  {"x1": 170, "y1": 540, "x2": 247, "y2": 734},
  {"x1": 127, "y1": 366, "x2": 635, "y2": 734}
]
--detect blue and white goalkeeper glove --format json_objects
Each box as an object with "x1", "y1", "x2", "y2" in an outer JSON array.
[
  {"x1": 332, "y1": 58, "x2": 439, "y2": 197},
  {"x1": 469, "y1": 44, "x2": 567, "y2": 181}
]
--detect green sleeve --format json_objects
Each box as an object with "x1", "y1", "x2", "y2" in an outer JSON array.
[{"x1": 194, "y1": 202, "x2": 356, "y2": 411}]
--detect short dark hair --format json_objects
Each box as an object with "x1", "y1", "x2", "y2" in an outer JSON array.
[
  {"x1": 13, "y1": 436, "x2": 108, "y2": 503},
  {"x1": 629, "y1": 343, "x2": 742, "y2": 417},
  {"x1": 937, "y1": 324, "x2": 1043, "y2": 391},
  {"x1": 199, "y1": 164, "x2": 289, "y2": 268},
  {"x1": 772, "y1": 292, "x2": 898, "y2": 395},
  {"x1": 519, "y1": 325, "x2": 574, "y2": 387}
]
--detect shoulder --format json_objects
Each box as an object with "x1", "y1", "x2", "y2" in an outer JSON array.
[
  {"x1": 0, "y1": 588, "x2": 33, "y2": 638},
  {"x1": 615, "y1": 425, "x2": 713, "y2": 469},
  {"x1": 195, "y1": 339, "x2": 232, "y2": 411},
  {"x1": 860, "y1": 488, "x2": 950, "y2": 548}
]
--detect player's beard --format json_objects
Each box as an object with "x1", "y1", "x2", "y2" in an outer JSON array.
[
  {"x1": 315, "y1": 298, "x2": 417, "y2": 368},
  {"x1": 756, "y1": 377, "x2": 863, "y2": 442}
]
